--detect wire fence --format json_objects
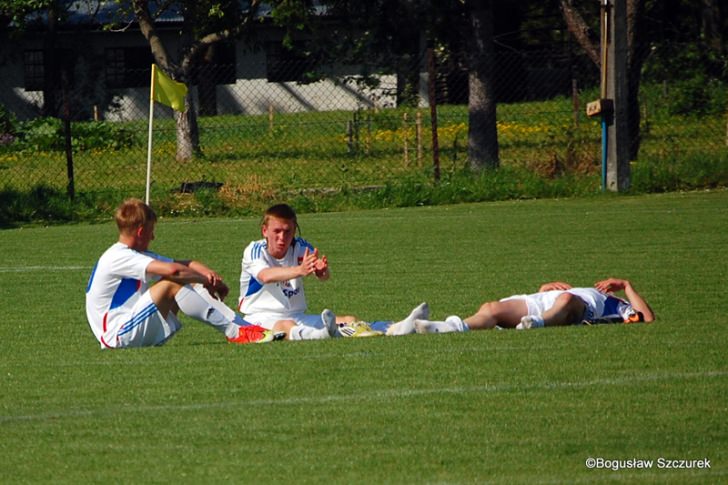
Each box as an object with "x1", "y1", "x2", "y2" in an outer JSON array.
[{"x1": 1, "y1": 44, "x2": 726, "y2": 214}]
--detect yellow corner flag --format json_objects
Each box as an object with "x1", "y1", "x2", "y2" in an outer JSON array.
[{"x1": 151, "y1": 64, "x2": 187, "y2": 112}]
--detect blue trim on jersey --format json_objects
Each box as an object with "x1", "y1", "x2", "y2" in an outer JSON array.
[
  {"x1": 294, "y1": 237, "x2": 314, "y2": 252},
  {"x1": 117, "y1": 302, "x2": 158, "y2": 337},
  {"x1": 251, "y1": 241, "x2": 267, "y2": 260},
  {"x1": 603, "y1": 296, "x2": 623, "y2": 318},
  {"x1": 86, "y1": 261, "x2": 99, "y2": 293},
  {"x1": 110, "y1": 278, "x2": 139, "y2": 310},
  {"x1": 245, "y1": 277, "x2": 264, "y2": 297}
]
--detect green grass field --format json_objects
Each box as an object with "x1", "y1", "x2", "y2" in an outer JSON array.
[{"x1": 1, "y1": 190, "x2": 727, "y2": 483}]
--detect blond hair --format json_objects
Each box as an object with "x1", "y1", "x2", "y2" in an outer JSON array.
[{"x1": 115, "y1": 198, "x2": 157, "y2": 235}]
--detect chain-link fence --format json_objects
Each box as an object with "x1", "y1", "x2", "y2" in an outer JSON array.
[{"x1": 1, "y1": 42, "x2": 726, "y2": 216}]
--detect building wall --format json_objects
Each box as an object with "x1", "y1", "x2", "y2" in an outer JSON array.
[{"x1": 0, "y1": 30, "x2": 402, "y2": 122}]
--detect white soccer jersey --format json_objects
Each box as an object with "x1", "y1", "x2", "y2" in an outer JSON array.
[
  {"x1": 568, "y1": 288, "x2": 637, "y2": 323},
  {"x1": 238, "y1": 237, "x2": 314, "y2": 318},
  {"x1": 85, "y1": 242, "x2": 171, "y2": 348}
]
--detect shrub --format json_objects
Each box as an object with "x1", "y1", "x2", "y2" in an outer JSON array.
[{"x1": 12, "y1": 118, "x2": 138, "y2": 151}]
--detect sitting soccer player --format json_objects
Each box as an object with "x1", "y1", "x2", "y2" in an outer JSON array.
[
  {"x1": 386, "y1": 278, "x2": 654, "y2": 335},
  {"x1": 85, "y1": 198, "x2": 276, "y2": 349},
  {"x1": 238, "y1": 203, "x2": 425, "y2": 339}
]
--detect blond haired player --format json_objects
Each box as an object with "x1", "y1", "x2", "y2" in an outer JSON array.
[{"x1": 85, "y1": 198, "x2": 276, "y2": 348}]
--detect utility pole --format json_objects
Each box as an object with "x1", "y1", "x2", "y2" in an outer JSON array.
[
  {"x1": 586, "y1": 0, "x2": 630, "y2": 192},
  {"x1": 606, "y1": 0, "x2": 630, "y2": 191}
]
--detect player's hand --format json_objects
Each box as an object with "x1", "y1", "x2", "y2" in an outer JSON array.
[
  {"x1": 594, "y1": 278, "x2": 628, "y2": 294},
  {"x1": 212, "y1": 281, "x2": 230, "y2": 301},
  {"x1": 299, "y1": 247, "x2": 319, "y2": 277},
  {"x1": 201, "y1": 270, "x2": 228, "y2": 300},
  {"x1": 539, "y1": 281, "x2": 572, "y2": 292},
  {"x1": 314, "y1": 255, "x2": 329, "y2": 278}
]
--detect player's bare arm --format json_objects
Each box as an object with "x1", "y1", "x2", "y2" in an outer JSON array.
[
  {"x1": 146, "y1": 259, "x2": 228, "y2": 300},
  {"x1": 257, "y1": 247, "x2": 319, "y2": 284},
  {"x1": 595, "y1": 278, "x2": 655, "y2": 322}
]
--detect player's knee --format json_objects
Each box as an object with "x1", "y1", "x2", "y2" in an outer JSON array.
[
  {"x1": 557, "y1": 293, "x2": 585, "y2": 318},
  {"x1": 272, "y1": 319, "x2": 296, "y2": 333},
  {"x1": 558, "y1": 292, "x2": 580, "y2": 308},
  {"x1": 477, "y1": 301, "x2": 498, "y2": 318},
  {"x1": 151, "y1": 280, "x2": 184, "y2": 301}
]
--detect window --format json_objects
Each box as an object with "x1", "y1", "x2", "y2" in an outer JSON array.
[
  {"x1": 105, "y1": 47, "x2": 154, "y2": 88},
  {"x1": 24, "y1": 49, "x2": 75, "y2": 91},
  {"x1": 265, "y1": 42, "x2": 314, "y2": 83},
  {"x1": 24, "y1": 50, "x2": 45, "y2": 91},
  {"x1": 192, "y1": 42, "x2": 237, "y2": 85}
]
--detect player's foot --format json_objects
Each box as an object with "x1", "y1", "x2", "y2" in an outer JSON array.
[
  {"x1": 414, "y1": 316, "x2": 465, "y2": 334},
  {"x1": 386, "y1": 302, "x2": 430, "y2": 336},
  {"x1": 321, "y1": 309, "x2": 338, "y2": 337},
  {"x1": 227, "y1": 324, "x2": 276, "y2": 344},
  {"x1": 516, "y1": 315, "x2": 544, "y2": 330},
  {"x1": 338, "y1": 321, "x2": 384, "y2": 337}
]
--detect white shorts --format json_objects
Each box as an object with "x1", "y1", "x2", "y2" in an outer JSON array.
[
  {"x1": 500, "y1": 289, "x2": 602, "y2": 319},
  {"x1": 115, "y1": 291, "x2": 182, "y2": 348},
  {"x1": 242, "y1": 312, "x2": 324, "y2": 330}
]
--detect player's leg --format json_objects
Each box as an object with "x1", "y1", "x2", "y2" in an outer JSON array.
[
  {"x1": 465, "y1": 299, "x2": 528, "y2": 329},
  {"x1": 116, "y1": 290, "x2": 182, "y2": 348},
  {"x1": 149, "y1": 281, "x2": 249, "y2": 340},
  {"x1": 414, "y1": 298, "x2": 528, "y2": 334},
  {"x1": 541, "y1": 292, "x2": 586, "y2": 326},
  {"x1": 191, "y1": 283, "x2": 248, "y2": 325},
  {"x1": 286, "y1": 310, "x2": 337, "y2": 340},
  {"x1": 386, "y1": 302, "x2": 430, "y2": 336},
  {"x1": 519, "y1": 292, "x2": 585, "y2": 329}
]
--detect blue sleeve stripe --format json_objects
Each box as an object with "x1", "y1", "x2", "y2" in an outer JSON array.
[{"x1": 251, "y1": 241, "x2": 267, "y2": 260}]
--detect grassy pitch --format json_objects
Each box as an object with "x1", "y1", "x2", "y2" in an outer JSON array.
[{"x1": 1, "y1": 190, "x2": 726, "y2": 483}]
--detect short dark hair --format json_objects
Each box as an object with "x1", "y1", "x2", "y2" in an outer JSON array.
[
  {"x1": 262, "y1": 203, "x2": 300, "y2": 236},
  {"x1": 262, "y1": 204, "x2": 297, "y2": 225}
]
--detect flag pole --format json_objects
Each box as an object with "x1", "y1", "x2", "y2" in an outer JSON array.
[{"x1": 145, "y1": 64, "x2": 156, "y2": 205}]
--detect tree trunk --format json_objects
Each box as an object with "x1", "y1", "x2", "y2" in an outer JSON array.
[
  {"x1": 625, "y1": 0, "x2": 647, "y2": 160},
  {"x1": 702, "y1": 0, "x2": 724, "y2": 53},
  {"x1": 466, "y1": 0, "x2": 499, "y2": 170},
  {"x1": 175, "y1": 90, "x2": 201, "y2": 162}
]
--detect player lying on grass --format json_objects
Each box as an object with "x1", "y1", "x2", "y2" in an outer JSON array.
[
  {"x1": 85, "y1": 198, "x2": 281, "y2": 349},
  {"x1": 386, "y1": 278, "x2": 655, "y2": 335},
  {"x1": 238, "y1": 203, "x2": 425, "y2": 338}
]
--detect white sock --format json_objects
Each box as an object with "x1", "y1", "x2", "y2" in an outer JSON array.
[
  {"x1": 175, "y1": 285, "x2": 238, "y2": 338},
  {"x1": 386, "y1": 302, "x2": 429, "y2": 336},
  {"x1": 446, "y1": 316, "x2": 468, "y2": 331},
  {"x1": 414, "y1": 317, "x2": 464, "y2": 334},
  {"x1": 516, "y1": 315, "x2": 545, "y2": 330},
  {"x1": 288, "y1": 325, "x2": 330, "y2": 341},
  {"x1": 530, "y1": 316, "x2": 545, "y2": 328},
  {"x1": 192, "y1": 283, "x2": 248, "y2": 325}
]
